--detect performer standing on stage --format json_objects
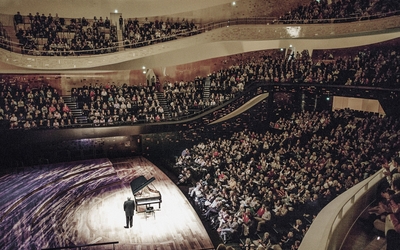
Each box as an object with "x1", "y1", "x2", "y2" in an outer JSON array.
[{"x1": 124, "y1": 197, "x2": 135, "y2": 228}]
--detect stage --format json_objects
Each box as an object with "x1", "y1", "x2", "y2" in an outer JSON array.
[{"x1": 0, "y1": 157, "x2": 214, "y2": 250}]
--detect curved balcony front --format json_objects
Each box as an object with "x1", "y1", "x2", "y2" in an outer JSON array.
[{"x1": 0, "y1": 15, "x2": 399, "y2": 71}]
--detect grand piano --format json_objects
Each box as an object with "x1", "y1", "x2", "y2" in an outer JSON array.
[{"x1": 130, "y1": 175, "x2": 162, "y2": 212}]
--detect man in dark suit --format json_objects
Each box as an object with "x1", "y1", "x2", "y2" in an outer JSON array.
[{"x1": 124, "y1": 197, "x2": 135, "y2": 228}]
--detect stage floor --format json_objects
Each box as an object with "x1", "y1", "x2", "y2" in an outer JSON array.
[{"x1": 0, "y1": 157, "x2": 214, "y2": 250}]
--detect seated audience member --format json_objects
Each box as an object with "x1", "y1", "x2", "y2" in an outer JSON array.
[
  {"x1": 254, "y1": 205, "x2": 272, "y2": 233},
  {"x1": 188, "y1": 181, "x2": 203, "y2": 198},
  {"x1": 253, "y1": 232, "x2": 273, "y2": 249},
  {"x1": 242, "y1": 208, "x2": 254, "y2": 237},
  {"x1": 203, "y1": 198, "x2": 223, "y2": 220},
  {"x1": 218, "y1": 215, "x2": 239, "y2": 243}
]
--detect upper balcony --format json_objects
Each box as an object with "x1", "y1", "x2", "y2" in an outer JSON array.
[{"x1": 0, "y1": 12, "x2": 400, "y2": 71}]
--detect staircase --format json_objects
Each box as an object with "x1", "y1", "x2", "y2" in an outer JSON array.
[
  {"x1": 117, "y1": 29, "x2": 123, "y2": 43},
  {"x1": 203, "y1": 77, "x2": 211, "y2": 101},
  {"x1": 155, "y1": 92, "x2": 171, "y2": 120},
  {"x1": 62, "y1": 96, "x2": 87, "y2": 124}
]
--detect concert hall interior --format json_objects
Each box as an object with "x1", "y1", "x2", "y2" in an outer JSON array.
[{"x1": 1, "y1": 0, "x2": 400, "y2": 250}]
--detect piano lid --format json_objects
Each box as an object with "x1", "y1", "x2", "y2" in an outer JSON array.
[{"x1": 130, "y1": 175, "x2": 156, "y2": 195}]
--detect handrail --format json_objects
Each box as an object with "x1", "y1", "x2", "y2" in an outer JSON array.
[
  {"x1": 1, "y1": 9, "x2": 399, "y2": 57},
  {"x1": 299, "y1": 169, "x2": 385, "y2": 250},
  {"x1": 41, "y1": 241, "x2": 118, "y2": 250}
]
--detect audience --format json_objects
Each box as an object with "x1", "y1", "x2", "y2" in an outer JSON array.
[
  {"x1": 12, "y1": 12, "x2": 199, "y2": 55},
  {"x1": 72, "y1": 82, "x2": 161, "y2": 125},
  {"x1": 174, "y1": 108, "x2": 400, "y2": 249},
  {"x1": 278, "y1": 0, "x2": 400, "y2": 24},
  {"x1": 13, "y1": 12, "x2": 120, "y2": 55},
  {"x1": 0, "y1": 79, "x2": 77, "y2": 129},
  {"x1": 122, "y1": 17, "x2": 198, "y2": 48}
]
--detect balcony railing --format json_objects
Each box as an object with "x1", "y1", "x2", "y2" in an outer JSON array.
[
  {"x1": 299, "y1": 169, "x2": 385, "y2": 250},
  {"x1": 0, "y1": 10, "x2": 399, "y2": 57}
]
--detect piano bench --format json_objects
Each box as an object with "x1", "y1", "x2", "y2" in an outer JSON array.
[
  {"x1": 135, "y1": 200, "x2": 162, "y2": 212},
  {"x1": 145, "y1": 206, "x2": 155, "y2": 219}
]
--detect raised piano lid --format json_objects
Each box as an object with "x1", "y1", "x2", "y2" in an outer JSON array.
[{"x1": 130, "y1": 175, "x2": 156, "y2": 195}]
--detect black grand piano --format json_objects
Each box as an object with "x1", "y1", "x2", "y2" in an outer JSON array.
[{"x1": 130, "y1": 175, "x2": 162, "y2": 212}]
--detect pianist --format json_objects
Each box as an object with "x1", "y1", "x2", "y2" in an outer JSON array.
[{"x1": 124, "y1": 197, "x2": 135, "y2": 228}]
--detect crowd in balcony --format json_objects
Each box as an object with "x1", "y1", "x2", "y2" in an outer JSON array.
[
  {"x1": 14, "y1": 12, "x2": 118, "y2": 55},
  {"x1": 317, "y1": 47, "x2": 400, "y2": 88},
  {"x1": 73, "y1": 55, "x2": 269, "y2": 125},
  {"x1": 0, "y1": 80, "x2": 77, "y2": 129},
  {"x1": 163, "y1": 77, "x2": 205, "y2": 118},
  {"x1": 162, "y1": 73, "x2": 243, "y2": 119},
  {"x1": 122, "y1": 17, "x2": 198, "y2": 48},
  {"x1": 73, "y1": 73, "x2": 239, "y2": 125},
  {"x1": 72, "y1": 82, "x2": 166, "y2": 125},
  {"x1": 174, "y1": 108, "x2": 400, "y2": 249},
  {"x1": 278, "y1": 0, "x2": 400, "y2": 24},
  {"x1": 205, "y1": 46, "x2": 400, "y2": 88},
  {"x1": 12, "y1": 11, "x2": 199, "y2": 55}
]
